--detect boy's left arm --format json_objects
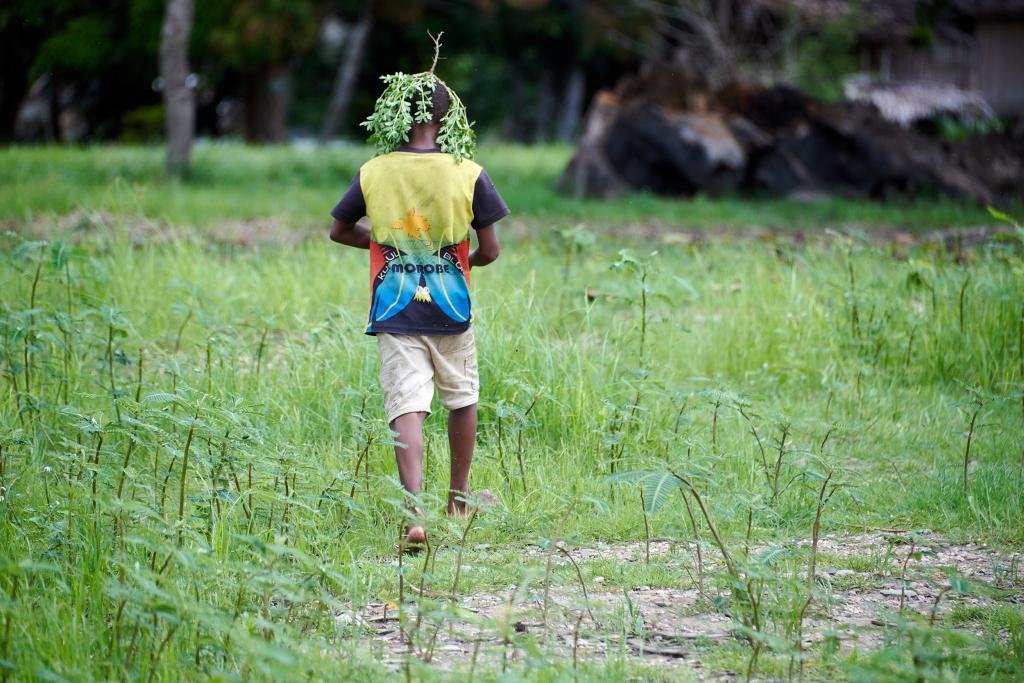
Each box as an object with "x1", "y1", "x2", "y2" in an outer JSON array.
[
  {"x1": 330, "y1": 218, "x2": 371, "y2": 249},
  {"x1": 470, "y1": 225, "x2": 499, "y2": 266}
]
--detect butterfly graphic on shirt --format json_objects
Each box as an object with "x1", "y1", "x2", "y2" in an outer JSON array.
[{"x1": 370, "y1": 243, "x2": 469, "y2": 324}]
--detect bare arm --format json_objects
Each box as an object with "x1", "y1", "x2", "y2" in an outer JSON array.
[
  {"x1": 329, "y1": 217, "x2": 371, "y2": 250},
  {"x1": 469, "y1": 224, "x2": 500, "y2": 267}
]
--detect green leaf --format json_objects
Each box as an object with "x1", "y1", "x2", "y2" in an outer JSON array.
[
  {"x1": 987, "y1": 206, "x2": 1020, "y2": 228},
  {"x1": 672, "y1": 275, "x2": 699, "y2": 299},
  {"x1": 641, "y1": 470, "x2": 683, "y2": 513},
  {"x1": 50, "y1": 241, "x2": 69, "y2": 269},
  {"x1": 12, "y1": 240, "x2": 47, "y2": 260},
  {"x1": 143, "y1": 392, "x2": 180, "y2": 405},
  {"x1": 605, "y1": 470, "x2": 651, "y2": 486},
  {"x1": 33, "y1": 667, "x2": 74, "y2": 683},
  {"x1": 580, "y1": 495, "x2": 610, "y2": 514},
  {"x1": 611, "y1": 249, "x2": 641, "y2": 271}
]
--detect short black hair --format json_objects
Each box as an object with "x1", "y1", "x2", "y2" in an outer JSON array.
[
  {"x1": 429, "y1": 80, "x2": 450, "y2": 123},
  {"x1": 408, "y1": 78, "x2": 449, "y2": 124}
]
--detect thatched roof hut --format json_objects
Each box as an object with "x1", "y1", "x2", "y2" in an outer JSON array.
[
  {"x1": 844, "y1": 76, "x2": 995, "y2": 126},
  {"x1": 765, "y1": 0, "x2": 1024, "y2": 115}
]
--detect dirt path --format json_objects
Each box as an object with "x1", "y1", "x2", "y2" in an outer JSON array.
[
  {"x1": 338, "y1": 534, "x2": 1022, "y2": 678},
  {"x1": 6, "y1": 210, "x2": 1016, "y2": 251}
]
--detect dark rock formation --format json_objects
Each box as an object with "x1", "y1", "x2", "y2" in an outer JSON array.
[{"x1": 560, "y1": 64, "x2": 1021, "y2": 204}]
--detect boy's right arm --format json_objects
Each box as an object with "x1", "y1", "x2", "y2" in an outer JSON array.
[
  {"x1": 469, "y1": 169, "x2": 509, "y2": 267},
  {"x1": 330, "y1": 171, "x2": 369, "y2": 248}
]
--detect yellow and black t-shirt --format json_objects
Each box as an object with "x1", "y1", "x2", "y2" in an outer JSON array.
[{"x1": 331, "y1": 147, "x2": 509, "y2": 336}]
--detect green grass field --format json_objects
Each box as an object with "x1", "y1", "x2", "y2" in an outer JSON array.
[
  {"x1": 0, "y1": 145, "x2": 1022, "y2": 681},
  {"x1": 1, "y1": 143, "x2": 1013, "y2": 231}
]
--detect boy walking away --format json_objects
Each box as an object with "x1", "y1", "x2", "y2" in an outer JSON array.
[{"x1": 329, "y1": 62, "x2": 509, "y2": 550}]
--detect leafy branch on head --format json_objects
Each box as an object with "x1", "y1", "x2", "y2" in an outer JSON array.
[
  {"x1": 361, "y1": 30, "x2": 475, "y2": 161},
  {"x1": 428, "y1": 30, "x2": 444, "y2": 76}
]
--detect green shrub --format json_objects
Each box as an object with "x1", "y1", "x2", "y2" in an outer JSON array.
[
  {"x1": 794, "y1": 18, "x2": 859, "y2": 102},
  {"x1": 120, "y1": 104, "x2": 165, "y2": 143}
]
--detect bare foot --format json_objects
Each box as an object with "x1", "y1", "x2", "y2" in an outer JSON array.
[
  {"x1": 447, "y1": 489, "x2": 498, "y2": 518},
  {"x1": 402, "y1": 525, "x2": 427, "y2": 553}
]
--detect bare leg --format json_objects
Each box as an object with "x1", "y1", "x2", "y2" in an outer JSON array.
[
  {"x1": 447, "y1": 403, "x2": 477, "y2": 515},
  {"x1": 391, "y1": 411, "x2": 428, "y2": 494},
  {"x1": 391, "y1": 411, "x2": 428, "y2": 546}
]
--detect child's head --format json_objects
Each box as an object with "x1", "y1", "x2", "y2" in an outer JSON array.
[
  {"x1": 413, "y1": 78, "x2": 450, "y2": 125},
  {"x1": 362, "y1": 52, "x2": 475, "y2": 160}
]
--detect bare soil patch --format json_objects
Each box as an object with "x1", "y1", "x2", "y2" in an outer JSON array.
[
  {"x1": 341, "y1": 534, "x2": 1022, "y2": 678},
  {"x1": 5, "y1": 210, "x2": 1015, "y2": 252},
  {"x1": 6, "y1": 210, "x2": 313, "y2": 247}
]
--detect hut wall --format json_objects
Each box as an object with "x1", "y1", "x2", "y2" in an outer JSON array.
[
  {"x1": 889, "y1": 40, "x2": 974, "y2": 87},
  {"x1": 860, "y1": 38, "x2": 974, "y2": 89},
  {"x1": 976, "y1": 20, "x2": 1024, "y2": 114}
]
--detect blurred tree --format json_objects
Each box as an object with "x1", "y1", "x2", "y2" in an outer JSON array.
[
  {"x1": 320, "y1": 0, "x2": 375, "y2": 141},
  {"x1": 1, "y1": 2, "x2": 47, "y2": 140},
  {"x1": 2, "y1": 0, "x2": 647, "y2": 143},
  {"x1": 160, "y1": 0, "x2": 194, "y2": 174},
  {"x1": 0, "y1": 1, "x2": 98, "y2": 141},
  {"x1": 604, "y1": 0, "x2": 802, "y2": 87},
  {"x1": 301, "y1": 0, "x2": 462, "y2": 140},
  {"x1": 12, "y1": 0, "x2": 165, "y2": 141},
  {"x1": 211, "y1": 0, "x2": 317, "y2": 142},
  {"x1": 470, "y1": 0, "x2": 655, "y2": 143}
]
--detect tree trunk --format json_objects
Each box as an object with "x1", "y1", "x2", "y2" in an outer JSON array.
[
  {"x1": 159, "y1": 0, "x2": 195, "y2": 175},
  {"x1": 0, "y1": 34, "x2": 36, "y2": 142},
  {"x1": 320, "y1": 9, "x2": 373, "y2": 141},
  {"x1": 244, "y1": 64, "x2": 290, "y2": 143},
  {"x1": 506, "y1": 64, "x2": 528, "y2": 143},
  {"x1": 556, "y1": 66, "x2": 585, "y2": 143},
  {"x1": 47, "y1": 74, "x2": 60, "y2": 141},
  {"x1": 533, "y1": 70, "x2": 556, "y2": 143}
]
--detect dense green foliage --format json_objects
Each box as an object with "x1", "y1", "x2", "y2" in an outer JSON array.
[
  {"x1": 792, "y1": 16, "x2": 859, "y2": 102},
  {"x1": 4, "y1": 0, "x2": 637, "y2": 142},
  {"x1": 209, "y1": 0, "x2": 315, "y2": 68},
  {"x1": 1, "y1": 161, "x2": 1022, "y2": 678}
]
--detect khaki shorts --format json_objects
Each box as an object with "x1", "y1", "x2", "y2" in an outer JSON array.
[{"x1": 377, "y1": 329, "x2": 479, "y2": 423}]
